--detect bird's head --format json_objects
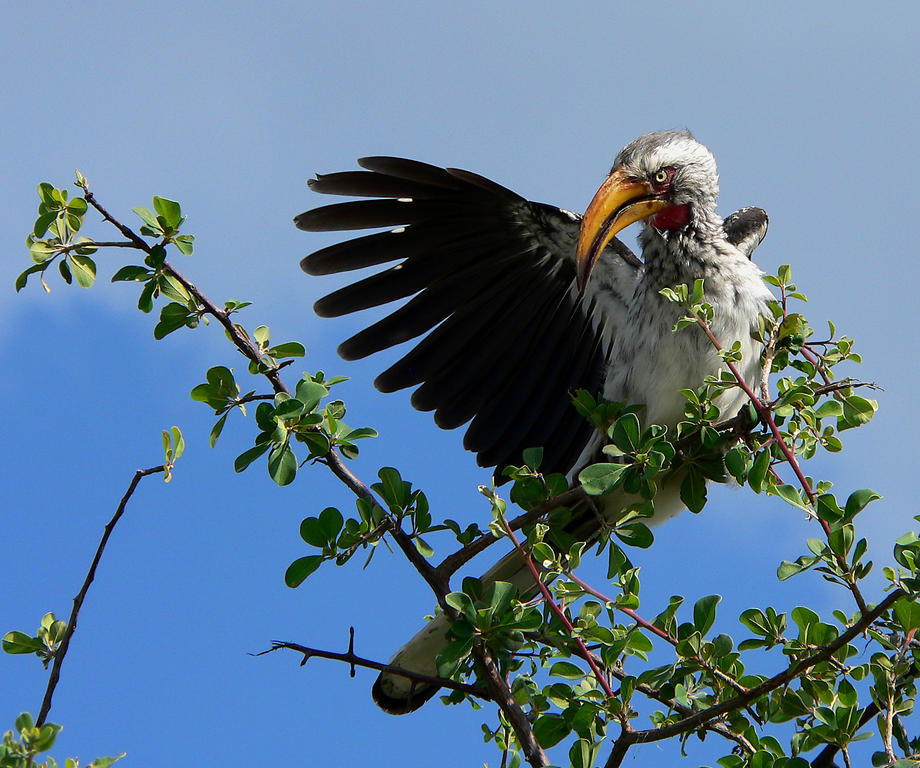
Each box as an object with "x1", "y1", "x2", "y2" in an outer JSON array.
[{"x1": 576, "y1": 130, "x2": 720, "y2": 290}]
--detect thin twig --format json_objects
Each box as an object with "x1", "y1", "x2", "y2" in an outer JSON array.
[
  {"x1": 55, "y1": 240, "x2": 140, "y2": 254},
  {"x1": 36, "y1": 465, "x2": 165, "y2": 726},
  {"x1": 436, "y1": 487, "x2": 587, "y2": 579},
  {"x1": 262, "y1": 636, "x2": 488, "y2": 699}
]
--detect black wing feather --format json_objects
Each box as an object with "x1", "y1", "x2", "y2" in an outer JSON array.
[
  {"x1": 416, "y1": 264, "x2": 561, "y2": 426},
  {"x1": 297, "y1": 157, "x2": 637, "y2": 478}
]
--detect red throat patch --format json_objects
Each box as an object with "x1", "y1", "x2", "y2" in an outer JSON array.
[{"x1": 650, "y1": 203, "x2": 690, "y2": 231}]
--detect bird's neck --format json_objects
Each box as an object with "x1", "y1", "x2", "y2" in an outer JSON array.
[{"x1": 638, "y1": 211, "x2": 725, "y2": 290}]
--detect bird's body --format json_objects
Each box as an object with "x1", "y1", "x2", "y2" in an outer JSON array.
[{"x1": 296, "y1": 130, "x2": 773, "y2": 713}]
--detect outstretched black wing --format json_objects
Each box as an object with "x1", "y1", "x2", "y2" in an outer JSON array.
[{"x1": 296, "y1": 158, "x2": 638, "y2": 478}]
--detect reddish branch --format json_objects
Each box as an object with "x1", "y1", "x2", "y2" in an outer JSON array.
[
  {"x1": 695, "y1": 315, "x2": 869, "y2": 616},
  {"x1": 498, "y1": 515, "x2": 615, "y2": 699}
]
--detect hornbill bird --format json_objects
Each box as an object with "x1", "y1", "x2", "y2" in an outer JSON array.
[{"x1": 295, "y1": 129, "x2": 773, "y2": 713}]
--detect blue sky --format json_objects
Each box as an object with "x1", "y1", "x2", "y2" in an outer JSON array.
[{"x1": 3, "y1": 3, "x2": 919, "y2": 766}]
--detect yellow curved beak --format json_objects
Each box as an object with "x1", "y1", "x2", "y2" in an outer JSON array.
[{"x1": 575, "y1": 168, "x2": 669, "y2": 291}]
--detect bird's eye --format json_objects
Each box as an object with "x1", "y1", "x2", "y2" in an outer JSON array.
[{"x1": 653, "y1": 169, "x2": 669, "y2": 185}]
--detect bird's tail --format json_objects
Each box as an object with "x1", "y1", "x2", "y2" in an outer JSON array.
[
  {"x1": 372, "y1": 476, "x2": 687, "y2": 714},
  {"x1": 372, "y1": 544, "x2": 537, "y2": 713}
]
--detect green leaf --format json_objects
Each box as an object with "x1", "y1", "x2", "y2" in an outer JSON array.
[
  {"x1": 612, "y1": 413, "x2": 641, "y2": 452},
  {"x1": 485, "y1": 581, "x2": 516, "y2": 618},
  {"x1": 319, "y1": 506, "x2": 344, "y2": 542},
  {"x1": 69, "y1": 254, "x2": 96, "y2": 288},
  {"x1": 436, "y1": 636, "x2": 474, "y2": 675},
  {"x1": 173, "y1": 234, "x2": 195, "y2": 256},
  {"x1": 302, "y1": 432, "x2": 331, "y2": 457},
  {"x1": 579, "y1": 462, "x2": 626, "y2": 495},
  {"x1": 839, "y1": 395, "x2": 877, "y2": 430},
  {"x1": 828, "y1": 523, "x2": 854, "y2": 558},
  {"x1": 549, "y1": 661, "x2": 585, "y2": 679},
  {"x1": 445, "y1": 591, "x2": 476, "y2": 623},
  {"x1": 723, "y1": 446, "x2": 749, "y2": 483},
  {"x1": 693, "y1": 595, "x2": 721, "y2": 636},
  {"x1": 254, "y1": 325, "x2": 270, "y2": 345},
  {"x1": 626, "y1": 630, "x2": 653, "y2": 654},
  {"x1": 607, "y1": 542, "x2": 632, "y2": 578},
  {"x1": 816, "y1": 494, "x2": 844, "y2": 524},
  {"x1": 209, "y1": 412, "x2": 229, "y2": 448},
  {"x1": 341, "y1": 427, "x2": 378, "y2": 441},
  {"x1": 274, "y1": 398, "x2": 306, "y2": 420},
  {"x1": 2, "y1": 631, "x2": 44, "y2": 654},
  {"x1": 844, "y1": 488, "x2": 881, "y2": 519},
  {"x1": 522, "y1": 446, "x2": 543, "y2": 469},
  {"x1": 300, "y1": 517, "x2": 327, "y2": 548},
  {"x1": 837, "y1": 678, "x2": 858, "y2": 708},
  {"x1": 376, "y1": 466, "x2": 410, "y2": 508},
  {"x1": 738, "y1": 608, "x2": 771, "y2": 637},
  {"x1": 772, "y1": 483, "x2": 810, "y2": 512},
  {"x1": 295, "y1": 379, "x2": 329, "y2": 412},
  {"x1": 414, "y1": 536, "x2": 434, "y2": 558},
  {"x1": 111, "y1": 265, "x2": 151, "y2": 282},
  {"x1": 170, "y1": 426, "x2": 184, "y2": 459},
  {"x1": 15, "y1": 263, "x2": 46, "y2": 292},
  {"x1": 87, "y1": 754, "x2": 126, "y2": 768},
  {"x1": 137, "y1": 280, "x2": 156, "y2": 313},
  {"x1": 33, "y1": 211, "x2": 57, "y2": 238},
  {"x1": 67, "y1": 197, "x2": 88, "y2": 216},
  {"x1": 285, "y1": 556, "x2": 323, "y2": 587},
  {"x1": 615, "y1": 522, "x2": 653, "y2": 549},
  {"x1": 269, "y1": 341, "x2": 306, "y2": 358},
  {"x1": 778, "y1": 554, "x2": 820, "y2": 580},
  {"x1": 154, "y1": 302, "x2": 193, "y2": 339},
  {"x1": 894, "y1": 598, "x2": 920, "y2": 631},
  {"x1": 145, "y1": 243, "x2": 167, "y2": 268},
  {"x1": 153, "y1": 196, "x2": 182, "y2": 228},
  {"x1": 533, "y1": 713, "x2": 570, "y2": 748},
  {"x1": 38, "y1": 182, "x2": 57, "y2": 206},
  {"x1": 748, "y1": 449, "x2": 771, "y2": 493},
  {"x1": 234, "y1": 442, "x2": 270, "y2": 473},
  {"x1": 680, "y1": 468, "x2": 707, "y2": 513},
  {"x1": 29, "y1": 239, "x2": 58, "y2": 263},
  {"x1": 791, "y1": 606, "x2": 819, "y2": 634},
  {"x1": 814, "y1": 400, "x2": 844, "y2": 418},
  {"x1": 32, "y1": 722, "x2": 61, "y2": 751},
  {"x1": 158, "y1": 272, "x2": 191, "y2": 303},
  {"x1": 190, "y1": 365, "x2": 240, "y2": 409},
  {"x1": 268, "y1": 444, "x2": 297, "y2": 486},
  {"x1": 132, "y1": 206, "x2": 161, "y2": 231}
]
